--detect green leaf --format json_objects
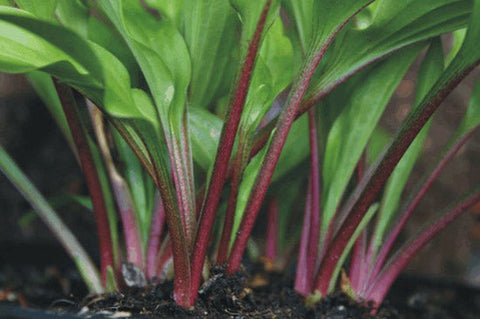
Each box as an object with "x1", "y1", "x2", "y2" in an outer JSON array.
[
  {"x1": 0, "y1": 5, "x2": 191, "y2": 292},
  {"x1": 407, "y1": 0, "x2": 480, "y2": 142},
  {"x1": 230, "y1": 0, "x2": 278, "y2": 51},
  {"x1": 96, "y1": 0, "x2": 191, "y2": 130},
  {"x1": 231, "y1": 14, "x2": 296, "y2": 209},
  {"x1": 230, "y1": 114, "x2": 308, "y2": 247},
  {"x1": 105, "y1": 265, "x2": 118, "y2": 292},
  {"x1": 455, "y1": 80, "x2": 480, "y2": 138},
  {"x1": 229, "y1": 114, "x2": 307, "y2": 245},
  {"x1": 0, "y1": 8, "x2": 101, "y2": 84},
  {"x1": 97, "y1": 1, "x2": 197, "y2": 257},
  {"x1": 446, "y1": 28, "x2": 467, "y2": 66},
  {"x1": 240, "y1": 17, "x2": 294, "y2": 134},
  {"x1": 373, "y1": 38, "x2": 444, "y2": 250},
  {"x1": 86, "y1": 15, "x2": 140, "y2": 86},
  {"x1": 188, "y1": 107, "x2": 222, "y2": 171},
  {"x1": 414, "y1": 39, "x2": 446, "y2": 106},
  {"x1": 144, "y1": 0, "x2": 184, "y2": 26},
  {"x1": 310, "y1": 0, "x2": 374, "y2": 50},
  {"x1": 97, "y1": 0, "x2": 192, "y2": 169},
  {"x1": 367, "y1": 127, "x2": 391, "y2": 165},
  {"x1": 272, "y1": 113, "x2": 309, "y2": 181},
  {"x1": 324, "y1": 0, "x2": 480, "y2": 293},
  {"x1": 19, "y1": 193, "x2": 93, "y2": 228},
  {"x1": 307, "y1": 0, "x2": 472, "y2": 103},
  {"x1": 0, "y1": 6, "x2": 171, "y2": 198},
  {"x1": 283, "y1": 0, "x2": 374, "y2": 53},
  {"x1": 15, "y1": 0, "x2": 58, "y2": 20},
  {"x1": 281, "y1": 0, "x2": 314, "y2": 53},
  {"x1": 0, "y1": 12, "x2": 126, "y2": 267},
  {"x1": 56, "y1": 0, "x2": 89, "y2": 37},
  {"x1": 352, "y1": 2, "x2": 377, "y2": 30},
  {"x1": 272, "y1": 173, "x2": 305, "y2": 250},
  {"x1": 231, "y1": 144, "x2": 269, "y2": 245},
  {"x1": 228, "y1": 0, "x2": 284, "y2": 124},
  {"x1": 183, "y1": 0, "x2": 237, "y2": 109},
  {"x1": 321, "y1": 45, "x2": 422, "y2": 232}
]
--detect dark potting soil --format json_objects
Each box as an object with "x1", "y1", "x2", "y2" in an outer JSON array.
[
  {"x1": 4, "y1": 260, "x2": 480, "y2": 319},
  {"x1": 0, "y1": 245, "x2": 479, "y2": 318},
  {"x1": 74, "y1": 266, "x2": 384, "y2": 318},
  {"x1": 0, "y1": 261, "x2": 385, "y2": 318}
]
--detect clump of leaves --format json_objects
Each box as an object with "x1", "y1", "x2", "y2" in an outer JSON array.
[{"x1": 0, "y1": 0, "x2": 479, "y2": 311}]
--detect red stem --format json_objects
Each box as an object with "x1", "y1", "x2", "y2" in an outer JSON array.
[
  {"x1": 115, "y1": 191, "x2": 143, "y2": 268},
  {"x1": 249, "y1": 71, "x2": 365, "y2": 160},
  {"x1": 306, "y1": 108, "x2": 321, "y2": 282},
  {"x1": 295, "y1": 179, "x2": 313, "y2": 296},
  {"x1": 227, "y1": 37, "x2": 329, "y2": 275},
  {"x1": 349, "y1": 231, "x2": 367, "y2": 292},
  {"x1": 367, "y1": 127, "x2": 478, "y2": 287},
  {"x1": 349, "y1": 154, "x2": 368, "y2": 291},
  {"x1": 54, "y1": 82, "x2": 114, "y2": 284},
  {"x1": 356, "y1": 153, "x2": 366, "y2": 183},
  {"x1": 265, "y1": 198, "x2": 278, "y2": 261},
  {"x1": 217, "y1": 141, "x2": 245, "y2": 264},
  {"x1": 223, "y1": 52, "x2": 367, "y2": 202},
  {"x1": 181, "y1": 114, "x2": 196, "y2": 247},
  {"x1": 170, "y1": 134, "x2": 195, "y2": 249},
  {"x1": 189, "y1": 0, "x2": 272, "y2": 303},
  {"x1": 101, "y1": 94, "x2": 192, "y2": 305},
  {"x1": 147, "y1": 194, "x2": 166, "y2": 279},
  {"x1": 249, "y1": 31, "x2": 404, "y2": 160},
  {"x1": 318, "y1": 217, "x2": 335, "y2": 267},
  {"x1": 90, "y1": 104, "x2": 143, "y2": 270},
  {"x1": 366, "y1": 190, "x2": 480, "y2": 305},
  {"x1": 141, "y1": 137, "x2": 191, "y2": 307},
  {"x1": 313, "y1": 64, "x2": 479, "y2": 295}
]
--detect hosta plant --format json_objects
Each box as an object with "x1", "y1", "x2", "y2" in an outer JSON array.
[{"x1": 1, "y1": 0, "x2": 480, "y2": 312}]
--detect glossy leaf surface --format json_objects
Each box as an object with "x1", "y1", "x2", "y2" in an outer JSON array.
[{"x1": 306, "y1": 0, "x2": 472, "y2": 107}]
